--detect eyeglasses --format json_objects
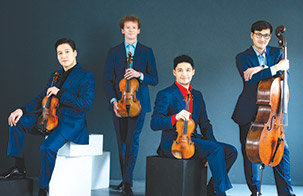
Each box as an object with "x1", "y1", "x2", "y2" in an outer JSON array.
[{"x1": 254, "y1": 33, "x2": 271, "y2": 40}]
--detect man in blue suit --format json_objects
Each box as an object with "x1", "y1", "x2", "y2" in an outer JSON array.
[
  {"x1": 151, "y1": 55, "x2": 237, "y2": 196},
  {"x1": 0, "y1": 38, "x2": 95, "y2": 196},
  {"x1": 232, "y1": 20, "x2": 295, "y2": 196},
  {"x1": 104, "y1": 15, "x2": 158, "y2": 196}
]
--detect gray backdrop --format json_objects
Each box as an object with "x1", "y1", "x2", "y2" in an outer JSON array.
[{"x1": 0, "y1": 0, "x2": 302, "y2": 186}]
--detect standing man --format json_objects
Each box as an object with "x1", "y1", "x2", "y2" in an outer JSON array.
[
  {"x1": 151, "y1": 55, "x2": 237, "y2": 196},
  {"x1": 232, "y1": 20, "x2": 295, "y2": 196},
  {"x1": 104, "y1": 15, "x2": 158, "y2": 196},
  {"x1": 0, "y1": 38, "x2": 95, "y2": 196}
]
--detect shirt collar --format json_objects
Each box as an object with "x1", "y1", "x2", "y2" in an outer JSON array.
[
  {"x1": 124, "y1": 40, "x2": 138, "y2": 49},
  {"x1": 62, "y1": 63, "x2": 78, "y2": 74},
  {"x1": 252, "y1": 46, "x2": 266, "y2": 58},
  {"x1": 175, "y1": 81, "x2": 192, "y2": 97}
]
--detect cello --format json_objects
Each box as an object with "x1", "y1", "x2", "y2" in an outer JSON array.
[
  {"x1": 36, "y1": 72, "x2": 60, "y2": 135},
  {"x1": 246, "y1": 25, "x2": 288, "y2": 167},
  {"x1": 117, "y1": 52, "x2": 141, "y2": 117},
  {"x1": 171, "y1": 91, "x2": 195, "y2": 159}
]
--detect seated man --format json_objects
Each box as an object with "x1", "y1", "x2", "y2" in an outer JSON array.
[
  {"x1": 0, "y1": 38, "x2": 95, "y2": 196},
  {"x1": 150, "y1": 55, "x2": 237, "y2": 196}
]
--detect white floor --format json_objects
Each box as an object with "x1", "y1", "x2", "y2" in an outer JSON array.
[{"x1": 92, "y1": 180, "x2": 303, "y2": 196}]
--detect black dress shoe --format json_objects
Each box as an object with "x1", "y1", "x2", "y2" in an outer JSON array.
[
  {"x1": 115, "y1": 181, "x2": 123, "y2": 190},
  {"x1": 38, "y1": 187, "x2": 49, "y2": 196},
  {"x1": 207, "y1": 183, "x2": 216, "y2": 196},
  {"x1": 0, "y1": 167, "x2": 26, "y2": 179},
  {"x1": 122, "y1": 182, "x2": 133, "y2": 196}
]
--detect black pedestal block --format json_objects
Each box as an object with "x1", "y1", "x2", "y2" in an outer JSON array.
[
  {"x1": 145, "y1": 156, "x2": 207, "y2": 196},
  {"x1": 0, "y1": 178, "x2": 33, "y2": 196}
]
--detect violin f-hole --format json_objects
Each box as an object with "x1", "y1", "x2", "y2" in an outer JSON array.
[{"x1": 267, "y1": 115, "x2": 276, "y2": 131}]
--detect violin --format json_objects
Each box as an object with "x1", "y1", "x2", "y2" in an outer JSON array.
[
  {"x1": 36, "y1": 72, "x2": 60, "y2": 135},
  {"x1": 246, "y1": 25, "x2": 288, "y2": 167},
  {"x1": 117, "y1": 51, "x2": 141, "y2": 117},
  {"x1": 171, "y1": 92, "x2": 195, "y2": 159}
]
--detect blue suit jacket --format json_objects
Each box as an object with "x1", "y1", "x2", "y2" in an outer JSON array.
[
  {"x1": 232, "y1": 46, "x2": 283, "y2": 126},
  {"x1": 104, "y1": 42, "x2": 158, "y2": 113},
  {"x1": 151, "y1": 83, "x2": 217, "y2": 158},
  {"x1": 22, "y1": 64, "x2": 95, "y2": 144}
]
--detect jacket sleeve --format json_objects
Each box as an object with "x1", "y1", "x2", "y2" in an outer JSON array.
[
  {"x1": 150, "y1": 90, "x2": 174, "y2": 131},
  {"x1": 103, "y1": 49, "x2": 116, "y2": 103},
  {"x1": 236, "y1": 49, "x2": 283, "y2": 84},
  {"x1": 197, "y1": 93, "x2": 217, "y2": 142},
  {"x1": 59, "y1": 72, "x2": 95, "y2": 112},
  {"x1": 141, "y1": 48, "x2": 158, "y2": 86},
  {"x1": 22, "y1": 73, "x2": 54, "y2": 114}
]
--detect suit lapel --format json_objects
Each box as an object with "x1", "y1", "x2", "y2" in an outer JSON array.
[
  {"x1": 133, "y1": 42, "x2": 142, "y2": 69},
  {"x1": 248, "y1": 46, "x2": 260, "y2": 67},
  {"x1": 265, "y1": 46, "x2": 272, "y2": 67},
  {"x1": 117, "y1": 42, "x2": 127, "y2": 69},
  {"x1": 62, "y1": 64, "x2": 81, "y2": 89},
  {"x1": 171, "y1": 83, "x2": 186, "y2": 110},
  {"x1": 191, "y1": 90, "x2": 199, "y2": 121}
]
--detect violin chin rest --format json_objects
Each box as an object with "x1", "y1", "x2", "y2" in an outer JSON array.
[{"x1": 172, "y1": 151, "x2": 182, "y2": 159}]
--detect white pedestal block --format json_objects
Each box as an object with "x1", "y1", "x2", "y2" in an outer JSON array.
[
  {"x1": 57, "y1": 134, "x2": 103, "y2": 157},
  {"x1": 49, "y1": 156, "x2": 92, "y2": 196},
  {"x1": 91, "y1": 152, "x2": 110, "y2": 189},
  {"x1": 49, "y1": 134, "x2": 110, "y2": 196}
]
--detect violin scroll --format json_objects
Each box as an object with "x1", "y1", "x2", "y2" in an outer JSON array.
[{"x1": 275, "y1": 25, "x2": 286, "y2": 48}]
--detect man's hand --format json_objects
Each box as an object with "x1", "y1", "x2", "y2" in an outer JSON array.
[
  {"x1": 204, "y1": 160, "x2": 209, "y2": 167},
  {"x1": 8, "y1": 109, "x2": 23, "y2": 127},
  {"x1": 46, "y1": 87, "x2": 60, "y2": 97},
  {"x1": 113, "y1": 101, "x2": 122, "y2": 118},
  {"x1": 176, "y1": 110, "x2": 191, "y2": 121},
  {"x1": 243, "y1": 66, "x2": 263, "y2": 81},
  {"x1": 124, "y1": 68, "x2": 141, "y2": 80},
  {"x1": 274, "y1": 59, "x2": 289, "y2": 72}
]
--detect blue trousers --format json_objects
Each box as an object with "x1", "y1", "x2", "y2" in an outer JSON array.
[
  {"x1": 239, "y1": 123, "x2": 294, "y2": 196},
  {"x1": 113, "y1": 112, "x2": 145, "y2": 185},
  {"x1": 191, "y1": 138, "x2": 237, "y2": 195},
  {"x1": 7, "y1": 113, "x2": 67, "y2": 188}
]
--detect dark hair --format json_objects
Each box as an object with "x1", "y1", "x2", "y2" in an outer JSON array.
[
  {"x1": 173, "y1": 55, "x2": 194, "y2": 69},
  {"x1": 119, "y1": 15, "x2": 141, "y2": 29},
  {"x1": 251, "y1": 20, "x2": 273, "y2": 34},
  {"x1": 55, "y1": 38, "x2": 76, "y2": 51}
]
